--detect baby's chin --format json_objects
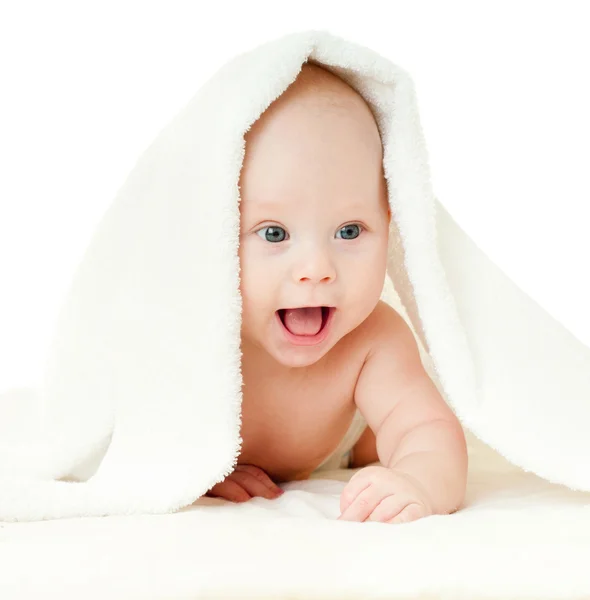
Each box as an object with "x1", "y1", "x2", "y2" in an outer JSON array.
[
  {"x1": 270, "y1": 346, "x2": 331, "y2": 369},
  {"x1": 250, "y1": 332, "x2": 336, "y2": 369}
]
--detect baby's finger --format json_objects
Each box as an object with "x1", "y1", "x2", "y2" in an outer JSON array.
[
  {"x1": 388, "y1": 503, "x2": 426, "y2": 524},
  {"x1": 206, "y1": 479, "x2": 252, "y2": 503},
  {"x1": 339, "y1": 475, "x2": 372, "y2": 515},
  {"x1": 235, "y1": 464, "x2": 282, "y2": 492},
  {"x1": 367, "y1": 495, "x2": 411, "y2": 524},
  {"x1": 338, "y1": 485, "x2": 381, "y2": 522},
  {"x1": 230, "y1": 470, "x2": 282, "y2": 499},
  {"x1": 235, "y1": 464, "x2": 283, "y2": 495}
]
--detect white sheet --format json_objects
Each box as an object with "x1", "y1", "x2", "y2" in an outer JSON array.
[{"x1": 2, "y1": 430, "x2": 589, "y2": 599}]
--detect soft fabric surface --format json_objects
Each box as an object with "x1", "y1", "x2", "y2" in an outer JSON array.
[
  {"x1": 1, "y1": 28, "x2": 590, "y2": 530},
  {"x1": 2, "y1": 430, "x2": 590, "y2": 599}
]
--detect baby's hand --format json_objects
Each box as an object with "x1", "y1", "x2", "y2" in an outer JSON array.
[
  {"x1": 205, "y1": 464, "x2": 284, "y2": 503},
  {"x1": 338, "y1": 465, "x2": 434, "y2": 524}
]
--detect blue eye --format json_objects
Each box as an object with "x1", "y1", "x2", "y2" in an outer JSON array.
[
  {"x1": 336, "y1": 224, "x2": 361, "y2": 240},
  {"x1": 256, "y1": 226, "x2": 287, "y2": 243},
  {"x1": 255, "y1": 224, "x2": 362, "y2": 242}
]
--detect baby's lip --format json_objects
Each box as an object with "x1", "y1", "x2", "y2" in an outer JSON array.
[
  {"x1": 276, "y1": 306, "x2": 335, "y2": 326},
  {"x1": 276, "y1": 305, "x2": 335, "y2": 311}
]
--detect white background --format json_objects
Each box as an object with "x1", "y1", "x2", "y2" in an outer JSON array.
[{"x1": 1, "y1": 1, "x2": 589, "y2": 392}]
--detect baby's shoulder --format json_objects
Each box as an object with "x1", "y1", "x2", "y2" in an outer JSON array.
[
  {"x1": 350, "y1": 300, "x2": 422, "y2": 368},
  {"x1": 329, "y1": 301, "x2": 411, "y2": 372},
  {"x1": 356, "y1": 300, "x2": 408, "y2": 344},
  {"x1": 354, "y1": 301, "x2": 424, "y2": 388}
]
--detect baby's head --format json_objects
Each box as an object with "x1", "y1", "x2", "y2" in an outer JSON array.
[{"x1": 238, "y1": 62, "x2": 391, "y2": 369}]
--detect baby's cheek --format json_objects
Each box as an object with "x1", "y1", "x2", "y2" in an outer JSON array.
[{"x1": 239, "y1": 267, "x2": 269, "y2": 317}]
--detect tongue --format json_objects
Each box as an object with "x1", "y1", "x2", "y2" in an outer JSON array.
[{"x1": 283, "y1": 307, "x2": 323, "y2": 336}]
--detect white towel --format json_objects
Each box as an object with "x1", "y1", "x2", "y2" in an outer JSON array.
[{"x1": 1, "y1": 29, "x2": 589, "y2": 522}]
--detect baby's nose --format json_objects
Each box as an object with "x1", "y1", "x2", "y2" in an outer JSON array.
[{"x1": 293, "y1": 251, "x2": 336, "y2": 284}]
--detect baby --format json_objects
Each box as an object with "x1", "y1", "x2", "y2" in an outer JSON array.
[{"x1": 206, "y1": 63, "x2": 468, "y2": 524}]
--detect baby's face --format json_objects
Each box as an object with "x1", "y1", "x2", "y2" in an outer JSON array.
[{"x1": 238, "y1": 75, "x2": 390, "y2": 369}]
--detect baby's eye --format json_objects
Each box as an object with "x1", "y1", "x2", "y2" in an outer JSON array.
[
  {"x1": 336, "y1": 224, "x2": 362, "y2": 240},
  {"x1": 256, "y1": 226, "x2": 288, "y2": 243}
]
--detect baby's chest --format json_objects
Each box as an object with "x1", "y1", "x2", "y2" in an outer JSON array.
[{"x1": 238, "y1": 362, "x2": 362, "y2": 481}]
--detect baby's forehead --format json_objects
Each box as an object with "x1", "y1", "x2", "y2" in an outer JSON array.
[
  {"x1": 240, "y1": 182, "x2": 387, "y2": 221},
  {"x1": 247, "y1": 62, "x2": 380, "y2": 140},
  {"x1": 244, "y1": 192, "x2": 366, "y2": 210},
  {"x1": 239, "y1": 64, "x2": 385, "y2": 211}
]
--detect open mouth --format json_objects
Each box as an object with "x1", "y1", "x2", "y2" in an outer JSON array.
[{"x1": 276, "y1": 306, "x2": 335, "y2": 346}]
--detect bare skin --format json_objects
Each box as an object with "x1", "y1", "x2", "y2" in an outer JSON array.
[
  {"x1": 207, "y1": 301, "x2": 384, "y2": 502},
  {"x1": 207, "y1": 63, "x2": 468, "y2": 522},
  {"x1": 238, "y1": 301, "x2": 385, "y2": 484}
]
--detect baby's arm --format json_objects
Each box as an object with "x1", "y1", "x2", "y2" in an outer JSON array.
[{"x1": 353, "y1": 305, "x2": 468, "y2": 516}]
